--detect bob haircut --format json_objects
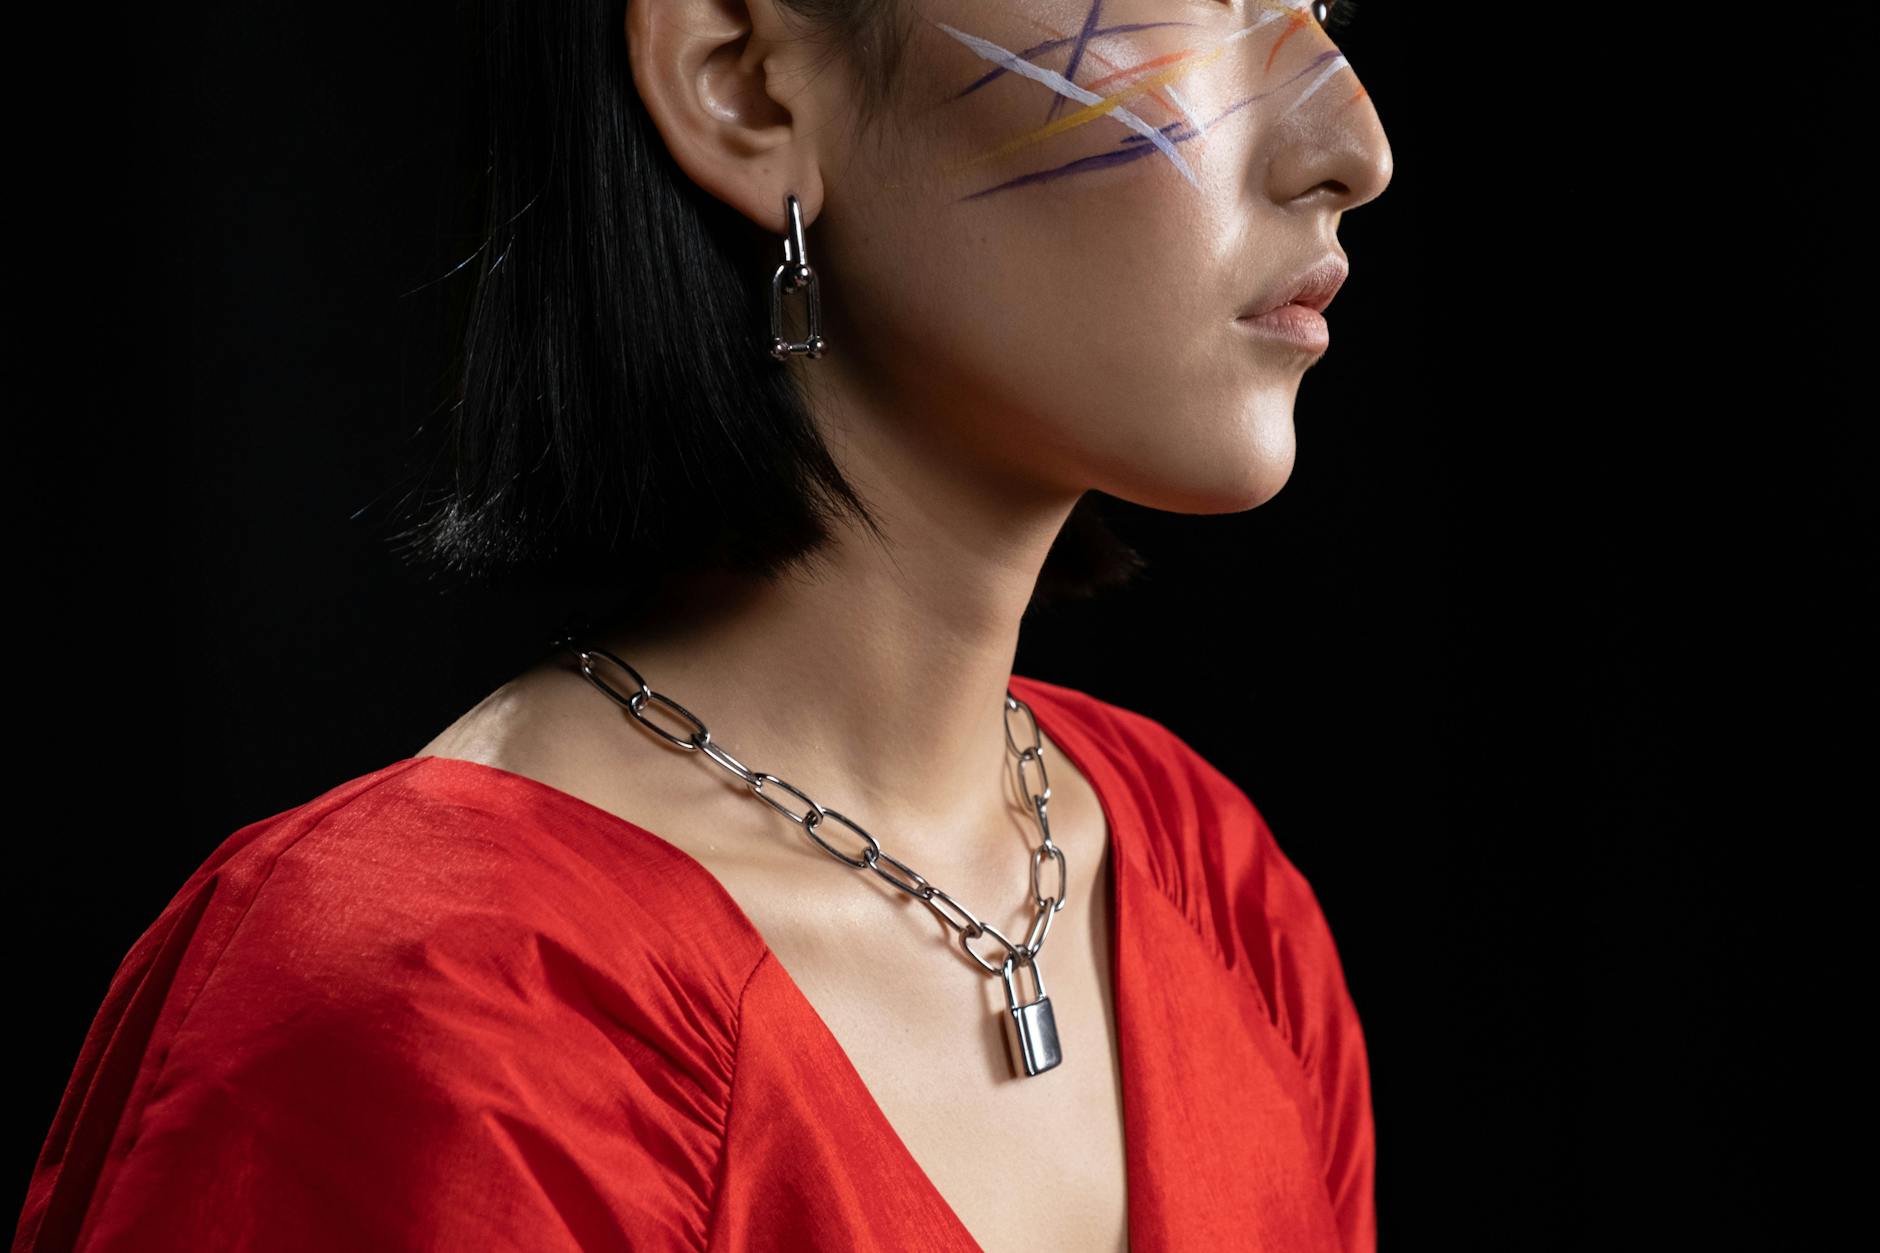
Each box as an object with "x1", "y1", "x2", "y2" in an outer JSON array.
[{"x1": 388, "y1": 0, "x2": 1147, "y2": 632}]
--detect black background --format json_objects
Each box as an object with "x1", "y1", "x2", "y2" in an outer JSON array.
[{"x1": 14, "y1": 4, "x2": 1863, "y2": 1249}]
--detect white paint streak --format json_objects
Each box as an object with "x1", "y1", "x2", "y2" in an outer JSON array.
[
  {"x1": 1164, "y1": 84, "x2": 1208, "y2": 138},
  {"x1": 934, "y1": 22, "x2": 1199, "y2": 186},
  {"x1": 939, "y1": 6, "x2": 1350, "y2": 190},
  {"x1": 1287, "y1": 54, "x2": 1352, "y2": 114}
]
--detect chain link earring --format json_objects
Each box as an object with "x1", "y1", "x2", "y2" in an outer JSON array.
[{"x1": 767, "y1": 192, "x2": 827, "y2": 362}]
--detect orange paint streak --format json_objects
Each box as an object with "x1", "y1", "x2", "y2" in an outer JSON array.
[
  {"x1": 1080, "y1": 49, "x2": 1201, "y2": 96},
  {"x1": 1012, "y1": 14, "x2": 1184, "y2": 116},
  {"x1": 952, "y1": 6, "x2": 1366, "y2": 179},
  {"x1": 1264, "y1": 15, "x2": 1310, "y2": 74},
  {"x1": 950, "y1": 43, "x2": 1227, "y2": 172}
]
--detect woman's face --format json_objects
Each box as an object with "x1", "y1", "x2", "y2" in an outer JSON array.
[{"x1": 806, "y1": 0, "x2": 1393, "y2": 513}]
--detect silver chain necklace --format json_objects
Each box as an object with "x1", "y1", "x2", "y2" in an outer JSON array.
[{"x1": 553, "y1": 636, "x2": 1067, "y2": 1078}]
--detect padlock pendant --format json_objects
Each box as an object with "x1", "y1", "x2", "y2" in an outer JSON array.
[{"x1": 1000, "y1": 954, "x2": 1062, "y2": 1077}]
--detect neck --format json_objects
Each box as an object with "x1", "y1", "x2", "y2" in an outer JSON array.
[{"x1": 579, "y1": 488, "x2": 1079, "y2": 860}]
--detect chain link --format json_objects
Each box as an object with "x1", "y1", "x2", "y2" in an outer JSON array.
[{"x1": 553, "y1": 636, "x2": 1066, "y2": 979}]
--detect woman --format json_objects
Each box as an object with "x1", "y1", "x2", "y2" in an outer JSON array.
[{"x1": 18, "y1": 1, "x2": 1390, "y2": 1250}]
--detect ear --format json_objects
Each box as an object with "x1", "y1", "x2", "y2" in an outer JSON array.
[{"x1": 626, "y1": 0, "x2": 832, "y2": 236}]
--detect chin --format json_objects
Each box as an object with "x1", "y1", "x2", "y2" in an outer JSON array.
[
  {"x1": 1202, "y1": 462, "x2": 1296, "y2": 514},
  {"x1": 1113, "y1": 405, "x2": 1299, "y2": 514},
  {"x1": 1107, "y1": 445, "x2": 1298, "y2": 516}
]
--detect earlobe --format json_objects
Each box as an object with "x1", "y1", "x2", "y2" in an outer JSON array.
[{"x1": 623, "y1": 0, "x2": 827, "y2": 238}]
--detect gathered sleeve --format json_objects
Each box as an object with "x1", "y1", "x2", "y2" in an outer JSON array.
[
  {"x1": 75, "y1": 978, "x2": 627, "y2": 1250},
  {"x1": 1253, "y1": 842, "x2": 1377, "y2": 1253},
  {"x1": 1097, "y1": 703, "x2": 1378, "y2": 1253},
  {"x1": 15, "y1": 767, "x2": 750, "y2": 1253}
]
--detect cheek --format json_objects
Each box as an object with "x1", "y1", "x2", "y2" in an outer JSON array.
[
  {"x1": 890, "y1": 8, "x2": 1266, "y2": 319},
  {"x1": 820, "y1": 6, "x2": 1296, "y2": 424},
  {"x1": 923, "y1": 7, "x2": 1263, "y2": 202},
  {"x1": 817, "y1": 3, "x2": 1320, "y2": 507}
]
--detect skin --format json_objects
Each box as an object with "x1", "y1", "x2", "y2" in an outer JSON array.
[
  {"x1": 420, "y1": 2, "x2": 1389, "y2": 1247},
  {"x1": 562, "y1": 0, "x2": 1392, "y2": 844}
]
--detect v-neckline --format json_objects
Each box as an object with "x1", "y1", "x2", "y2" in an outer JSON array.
[{"x1": 404, "y1": 676, "x2": 1136, "y2": 1253}]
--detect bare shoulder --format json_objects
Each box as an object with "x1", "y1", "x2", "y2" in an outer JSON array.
[
  {"x1": 412, "y1": 656, "x2": 798, "y2": 877},
  {"x1": 414, "y1": 656, "x2": 642, "y2": 808},
  {"x1": 415, "y1": 667, "x2": 538, "y2": 770}
]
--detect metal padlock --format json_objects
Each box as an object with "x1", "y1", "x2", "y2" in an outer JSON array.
[{"x1": 1000, "y1": 954, "x2": 1062, "y2": 1077}]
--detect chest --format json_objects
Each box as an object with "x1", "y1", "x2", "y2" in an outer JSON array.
[{"x1": 700, "y1": 800, "x2": 1131, "y2": 1252}]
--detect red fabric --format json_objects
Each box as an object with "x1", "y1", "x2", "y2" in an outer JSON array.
[{"x1": 15, "y1": 675, "x2": 1375, "y2": 1252}]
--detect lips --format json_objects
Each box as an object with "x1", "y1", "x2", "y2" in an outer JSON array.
[{"x1": 1239, "y1": 254, "x2": 1350, "y2": 318}]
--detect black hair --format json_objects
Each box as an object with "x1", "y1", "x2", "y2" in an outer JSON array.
[{"x1": 385, "y1": 0, "x2": 1147, "y2": 632}]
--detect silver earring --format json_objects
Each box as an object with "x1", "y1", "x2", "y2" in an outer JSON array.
[{"x1": 768, "y1": 192, "x2": 827, "y2": 362}]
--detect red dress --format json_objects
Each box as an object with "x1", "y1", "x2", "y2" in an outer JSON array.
[{"x1": 14, "y1": 675, "x2": 1375, "y2": 1252}]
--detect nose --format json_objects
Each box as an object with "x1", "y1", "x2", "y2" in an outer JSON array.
[{"x1": 1260, "y1": 31, "x2": 1393, "y2": 216}]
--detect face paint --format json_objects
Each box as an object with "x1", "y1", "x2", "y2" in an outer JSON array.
[{"x1": 926, "y1": 1, "x2": 1364, "y2": 203}]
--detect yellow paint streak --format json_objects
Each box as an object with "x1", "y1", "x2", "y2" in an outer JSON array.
[
  {"x1": 1011, "y1": 13, "x2": 1186, "y2": 117},
  {"x1": 948, "y1": 42, "x2": 1233, "y2": 174}
]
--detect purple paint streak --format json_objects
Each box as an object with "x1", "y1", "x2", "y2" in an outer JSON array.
[
  {"x1": 948, "y1": 20, "x2": 1202, "y2": 103},
  {"x1": 953, "y1": 49, "x2": 1348, "y2": 204},
  {"x1": 1043, "y1": 0, "x2": 1109, "y2": 126}
]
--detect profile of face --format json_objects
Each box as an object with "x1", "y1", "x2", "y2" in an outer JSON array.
[{"x1": 631, "y1": 0, "x2": 1393, "y2": 516}]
